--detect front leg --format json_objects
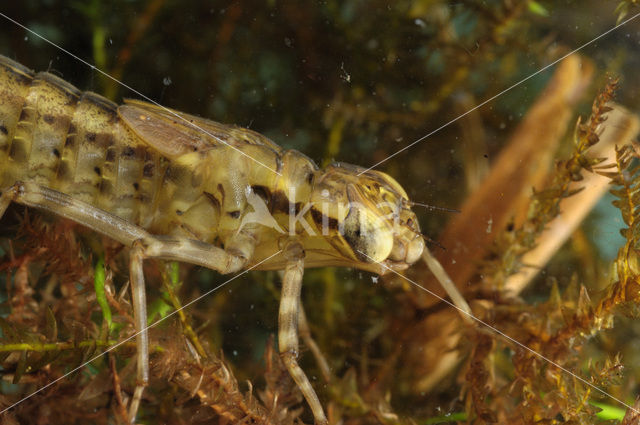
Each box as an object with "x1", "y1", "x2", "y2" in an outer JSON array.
[{"x1": 278, "y1": 239, "x2": 328, "y2": 425}]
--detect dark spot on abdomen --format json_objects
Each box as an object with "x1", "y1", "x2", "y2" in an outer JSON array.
[
  {"x1": 85, "y1": 132, "x2": 114, "y2": 150},
  {"x1": 8, "y1": 139, "x2": 27, "y2": 162},
  {"x1": 56, "y1": 160, "x2": 72, "y2": 181},
  {"x1": 143, "y1": 163, "x2": 154, "y2": 177},
  {"x1": 98, "y1": 178, "x2": 113, "y2": 194},
  {"x1": 121, "y1": 145, "x2": 146, "y2": 161}
]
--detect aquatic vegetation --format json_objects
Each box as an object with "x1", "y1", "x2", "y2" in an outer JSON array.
[{"x1": 1, "y1": 1, "x2": 640, "y2": 424}]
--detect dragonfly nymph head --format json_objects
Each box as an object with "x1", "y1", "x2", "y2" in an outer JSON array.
[{"x1": 308, "y1": 163, "x2": 425, "y2": 274}]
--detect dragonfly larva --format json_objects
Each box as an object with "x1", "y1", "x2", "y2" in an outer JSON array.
[{"x1": 0, "y1": 54, "x2": 468, "y2": 424}]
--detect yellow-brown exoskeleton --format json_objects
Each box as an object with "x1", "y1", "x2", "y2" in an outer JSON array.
[{"x1": 0, "y1": 55, "x2": 467, "y2": 424}]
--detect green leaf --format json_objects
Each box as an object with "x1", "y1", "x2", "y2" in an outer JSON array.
[
  {"x1": 589, "y1": 400, "x2": 626, "y2": 420},
  {"x1": 94, "y1": 257, "x2": 112, "y2": 333},
  {"x1": 528, "y1": 1, "x2": 549, "y2": 16},
  {"x1": 422, "y1": 412, "x2": 468, "y2": 424}
]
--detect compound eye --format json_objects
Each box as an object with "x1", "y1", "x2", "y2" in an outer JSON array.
[{"x1": 342, "y1": 205, "x2": 393, "y2": 263}]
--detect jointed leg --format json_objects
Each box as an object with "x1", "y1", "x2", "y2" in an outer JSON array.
[
  {"x1": 422, "y1": 248, "x2": 472, "y2": 323},
  {"x1": 279, "y1": 240, "x2": 328, "y2": 425},
  {"x1": 0, "y1": 182, "x2": 252, "y2": 423},
  {"x1": 127, "y1": 242, "x2": 148, "y2": 424}
]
